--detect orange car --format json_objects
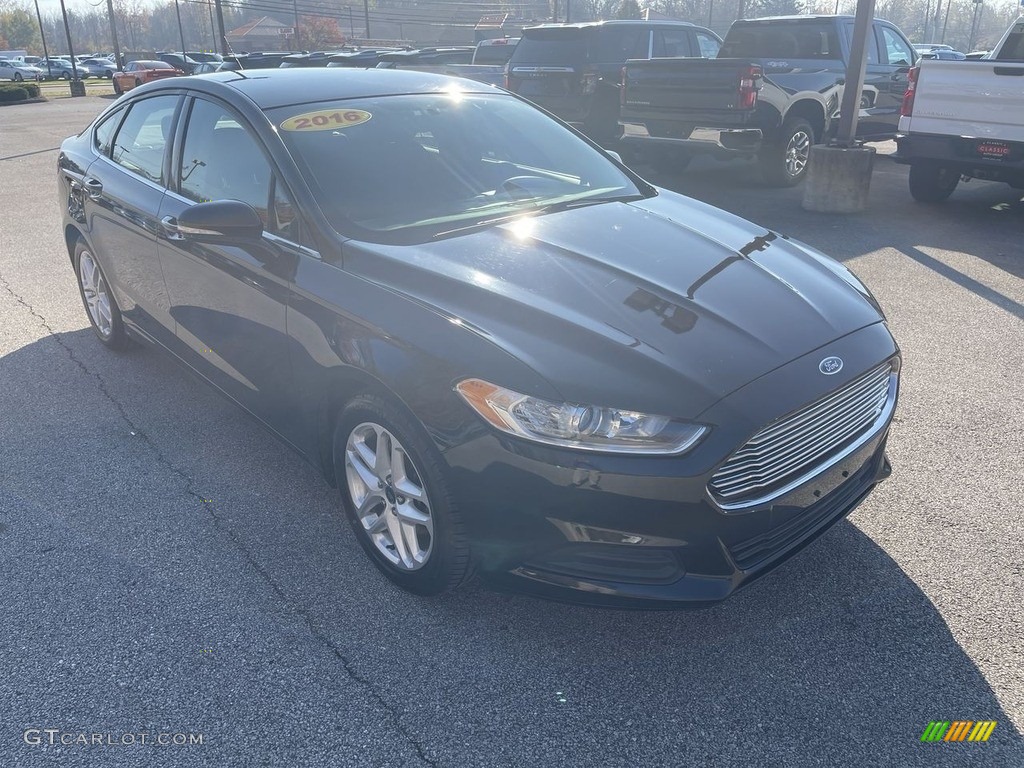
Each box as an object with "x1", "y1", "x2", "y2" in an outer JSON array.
[{"x1": 113, "y1": 60, "x2": 183, "y2": 94}]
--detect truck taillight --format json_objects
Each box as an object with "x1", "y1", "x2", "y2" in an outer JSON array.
[
  {"x1": 738, "y1": 65, "x2": 761, "y2": 110},
  {"x1": 503, "y1": 64, "x2": 510, "y2": 90},
  {"x1": 900, "y1": 66, "x2": 920, "y2": 117},
  {"x1": 620, "y1": 66, "x2": 627, "y2": 106}
]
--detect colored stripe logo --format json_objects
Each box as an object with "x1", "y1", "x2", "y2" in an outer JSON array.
[{"x1": 920, "y1": 721, "x2": 996, "y2": 742}]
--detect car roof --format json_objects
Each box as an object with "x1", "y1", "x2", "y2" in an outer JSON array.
[
  {"x1": 525, "y1": 20, "x2": 695, "y2": 31},
  {"x1": 172, "y1": 68, "x2": 496, "y2": 109}
]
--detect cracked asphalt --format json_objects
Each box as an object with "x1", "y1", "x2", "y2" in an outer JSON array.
[{"x1": 1, "y1": 95, "x2": 1022, "y2": 767}]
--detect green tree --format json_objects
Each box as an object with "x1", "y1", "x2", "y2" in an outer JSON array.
[{"x1": 0, "y1": 8, "x2": 41, "y2": 51}]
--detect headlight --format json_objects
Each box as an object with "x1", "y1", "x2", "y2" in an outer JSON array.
[{"x1": 455, "y1": 379, "x2": 706, "y2": 455}]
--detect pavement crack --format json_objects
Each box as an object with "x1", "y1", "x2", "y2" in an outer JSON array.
[{"x1": 0, "y1": 269, "x2": 440, "y2": 766}]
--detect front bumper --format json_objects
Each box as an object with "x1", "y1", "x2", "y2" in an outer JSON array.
[{"x1": 444, "y1": 324, "x2": 899, "y2": 608}]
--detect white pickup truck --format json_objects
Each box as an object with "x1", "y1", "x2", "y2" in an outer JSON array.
[{"x1": 895, "y1": 16, "x2": 1024, "y2": 202}]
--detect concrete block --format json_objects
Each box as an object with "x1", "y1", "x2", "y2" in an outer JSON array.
[{"x1": 802, "y1": 145, "x2": 876, "y2": 213}]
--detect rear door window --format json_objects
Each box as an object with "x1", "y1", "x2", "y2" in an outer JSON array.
[
  {"x1": 652, "y1": 29, "x2": 694, "y2": 58},
  {"x1": 878, "y1": 26, "x2": 914, "y2": 66},
  {"x1": 722, "y1": 22, "x2": 842, "y2": 60},
  {"x1": 110, "y1": 95, "x2": 179, "y2": 184},
  {"x1": 695, "y1": 31, "x2": 722, "y2": 58}
]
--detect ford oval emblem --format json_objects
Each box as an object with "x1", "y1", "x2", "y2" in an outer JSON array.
[{"x1": 819, "y1": 356, "x2": 843, "y2": 375}]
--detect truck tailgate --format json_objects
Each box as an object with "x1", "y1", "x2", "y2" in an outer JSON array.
[
  {"x1": 622, "y1": 58, "x2": 755, "y2": 116},
  {"x1": 904, "y1": 59, "x2": 1024, "y2": 142}
]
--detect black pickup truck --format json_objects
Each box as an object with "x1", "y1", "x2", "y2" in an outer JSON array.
[{"x1": 619, "y1": 15, "x2": 917, "y2": 185}]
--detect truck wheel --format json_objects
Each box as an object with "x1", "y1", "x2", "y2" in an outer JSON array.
[
  {"x1": 908, "y1": 163, "x2": 960, "y2": 203},
  {"x1": 760, "y1": 117, "x2": 814, "y2": 187}
]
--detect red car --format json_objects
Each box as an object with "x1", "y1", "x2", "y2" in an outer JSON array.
[{"x1": 113, "y1": 60, "x2": 183, "y2": 94}]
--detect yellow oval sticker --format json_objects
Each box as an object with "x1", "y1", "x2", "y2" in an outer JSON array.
[{"x1": 280, "y1": 109, "x2": 372, "y2": 132}]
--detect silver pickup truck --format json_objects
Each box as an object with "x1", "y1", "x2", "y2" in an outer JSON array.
[{"x1": 894, "y1": 17, "x2": 1024, "y2": 202}]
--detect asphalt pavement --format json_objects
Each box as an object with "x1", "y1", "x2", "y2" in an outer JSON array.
[{"x1": 1, "y1": 94, "x2": 1022, "y2": 767}]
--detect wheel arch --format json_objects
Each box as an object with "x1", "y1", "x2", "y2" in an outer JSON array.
[
  {"x1": 64, "y1": 223, "x2": 85, "y2": 264},
  {"x1": 784, "y1": 98, "x2": 827, "y2": 143}
]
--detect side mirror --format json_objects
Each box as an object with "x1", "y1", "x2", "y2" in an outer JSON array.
[{"x1": 176, "y1": 200, "x2": 263, "y2": 242}]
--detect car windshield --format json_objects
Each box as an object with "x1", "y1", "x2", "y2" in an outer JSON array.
[{"x1": 272, "y1": 91, "x2": 648, "y2": 243}]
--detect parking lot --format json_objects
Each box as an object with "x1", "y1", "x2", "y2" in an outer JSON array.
[{"x1": 1, "y1": 94, "x2": 1022, "y2": 766}]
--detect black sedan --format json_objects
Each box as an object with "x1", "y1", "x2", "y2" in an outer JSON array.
[{"x1": 57, "y1": 69, "x2": 899, "y2": 608}]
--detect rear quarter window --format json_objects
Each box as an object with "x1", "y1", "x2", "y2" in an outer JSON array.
[
  {"x1": 995, "y1": 27, "x2": 1024, "y2": 60},
  {"x1": 512, "y1": 29, "x2": 588, "y2": 65},
  {"x1": 722, "y1": 22, "x2": 842, "y2": 60}
]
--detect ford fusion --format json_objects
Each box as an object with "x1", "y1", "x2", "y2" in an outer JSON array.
[{"x1": 57, "y1": 69, "x2": 899, "y2": 607}]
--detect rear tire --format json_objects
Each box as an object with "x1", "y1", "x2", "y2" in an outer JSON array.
[
  {"x1": 61, "y1": 71, "x2": 70, "y2": 80},
  {"x1": 908, "y1": 163, "x2": 960, "y2": 203},
  {"x1": 760, "y1": 117, "x2": 814, "y2": 187},
  {"x1": 13, "y1": 72, "x2": 23, "y2": 82},
  {"x1": 333, "y1": 394, "x2": 472, "y2": 596}
]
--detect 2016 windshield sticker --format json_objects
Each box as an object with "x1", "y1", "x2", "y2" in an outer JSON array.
[{"x1": 280, "y1": 109, "x2": 372, "y2": 132}]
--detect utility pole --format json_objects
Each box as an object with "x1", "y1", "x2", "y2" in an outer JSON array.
[
  {"x1": 174, "y1": 0, "x2": 187, "y2": 58},
  {"x1": 363, "y1": 0, "x2": 370, "y2": 40},
  {"x1": 292, "y1": 0, "x2": 301, "y2": 50},
  {"x1": 207, "y1": 0, "x2": 216, "y2": 51},
  {"x1": 348, "y1": 7, "x2": 355, "y2": 38},
  {"x1": 213, "y1": 0, "x2": 228, "y2": 55},
  {"x1": 566, "y1": 0, "x2": 571, "y2": 23},
  {"x1": 835, "y1": 0, "x2": 876, "y2": 146},
  {"x1": 33, "y1": 0, "x2": 51, "y2": 71},
  {"x1": 57, "y1": 0, "x2": 81, "y2": 91},
  {"x1": 968, "y1": 0, "x2": 983, "y2": 51},
  {"x1": 941, "y1": 0, "x2": 953, "y2": 43},
  {"x1": 105, "y1": 0, "x2": 122, "y2": 70}
]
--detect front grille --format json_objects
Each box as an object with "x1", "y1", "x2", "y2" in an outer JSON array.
[
  {"x1": 710, "y1": 363, "x2": 894, "y2": 508},
  {"x1": 729, "y1": 457, "x2": 878, "y2": 571}
]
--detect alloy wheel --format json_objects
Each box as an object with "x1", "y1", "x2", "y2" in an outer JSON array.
[
  {"x1": 345, "y1": 422, "x2": 434, "y2": 570},
  {"x1": 78, "y1": 250, "x2": 113, "y2": 338},
  {"x1": 785, "y1": 130, "x2": 811, "y2": 178}
]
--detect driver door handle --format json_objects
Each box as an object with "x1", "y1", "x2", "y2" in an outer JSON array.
[
  {"x1": 161, "y1": 215, "x2": 185, "y2": 241},
  {"x1": 83, "y1": 177, "x2": 103, "y2": 198}
]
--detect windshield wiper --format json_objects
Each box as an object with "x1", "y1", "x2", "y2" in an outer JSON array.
[
  {"x1": 431, "y1": 194, "x2": 646, "y2": 240},
  {"x1": 528, "y1": 193, "x2": 647, "y2": 216}
]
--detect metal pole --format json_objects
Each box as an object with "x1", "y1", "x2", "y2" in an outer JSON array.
[
  {"x1": 58, "y1": 0, "x2": 79, "y2": 79},
  {"x1": 174, "y1": 0, "x2": 187, "y2": 59},
  {"x1": 968, "y1": 0, "x2": 983, "y2": 51},
  {"x1": 105, "y1": 0, "x2": 122, "y2": 74},
  {"x1": 213, "y1": 0, "x2": 228, "y2": 55},
  {"x1": 292, "y1": 0, "x2": 301, "y2": 50},
  {"x1": 835, "y1": 0, "x2": 876, "y2": 146},
  {"x1": 708, "y1": 0, "x2": 714, "y2": 28},
  {"x1": 566, "y1": 0, "x2": 571, "y2": 23},
  {"x1": 207, "y1": 0, "x2": 216, "y2": 51},
  {"x1": 941, "y1": 0, "x2": 952, "y2": 43},
  {"x1": 33, "y1": 0, "x2": 51, "y2": 73},
  {"x1": 834, "y1": 0, "x2": 840, "y2": 14},
  {"x1": 363, "y1": 0, "x2": 370, "y2": 39},
  {"x1": 348, "y1": 7, "x2": 354, "y2": 38}
]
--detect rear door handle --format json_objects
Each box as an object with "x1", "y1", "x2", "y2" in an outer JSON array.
[
  {"x1": 83, "y1": 177, "x2": 103, "y2": 198},
  {"x1": 161, "y1": 215, "x2": 185, "y2": 241}
]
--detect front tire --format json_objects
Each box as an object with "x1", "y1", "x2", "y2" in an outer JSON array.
[
  {"x1": 13, "y1": 72, "x2": 22, "y2": 82},
  {"x1": 61, "y1": 71, "x2": 70, "y2": 80},
  {"x1": 73, "y1": 239, "x2": 131, "y2": 351},
  {"x1": 760, "y1": 117, "x2": 814, "y2": 187},
  {"x1": 333, "y1": 394, "x2": 471, "y2": 596},
  {"x1": 908, "y1": 163, "x2": 960, "y2": 203}
]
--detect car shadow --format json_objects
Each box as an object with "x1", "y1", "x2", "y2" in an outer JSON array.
[{"x1": 2, "y1": 328, "x2": 1019, "y2": 765}]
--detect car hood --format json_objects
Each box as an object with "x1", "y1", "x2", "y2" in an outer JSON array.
[{"x1": 348, "y1": 189, "x2": 886, "y2": 418}]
